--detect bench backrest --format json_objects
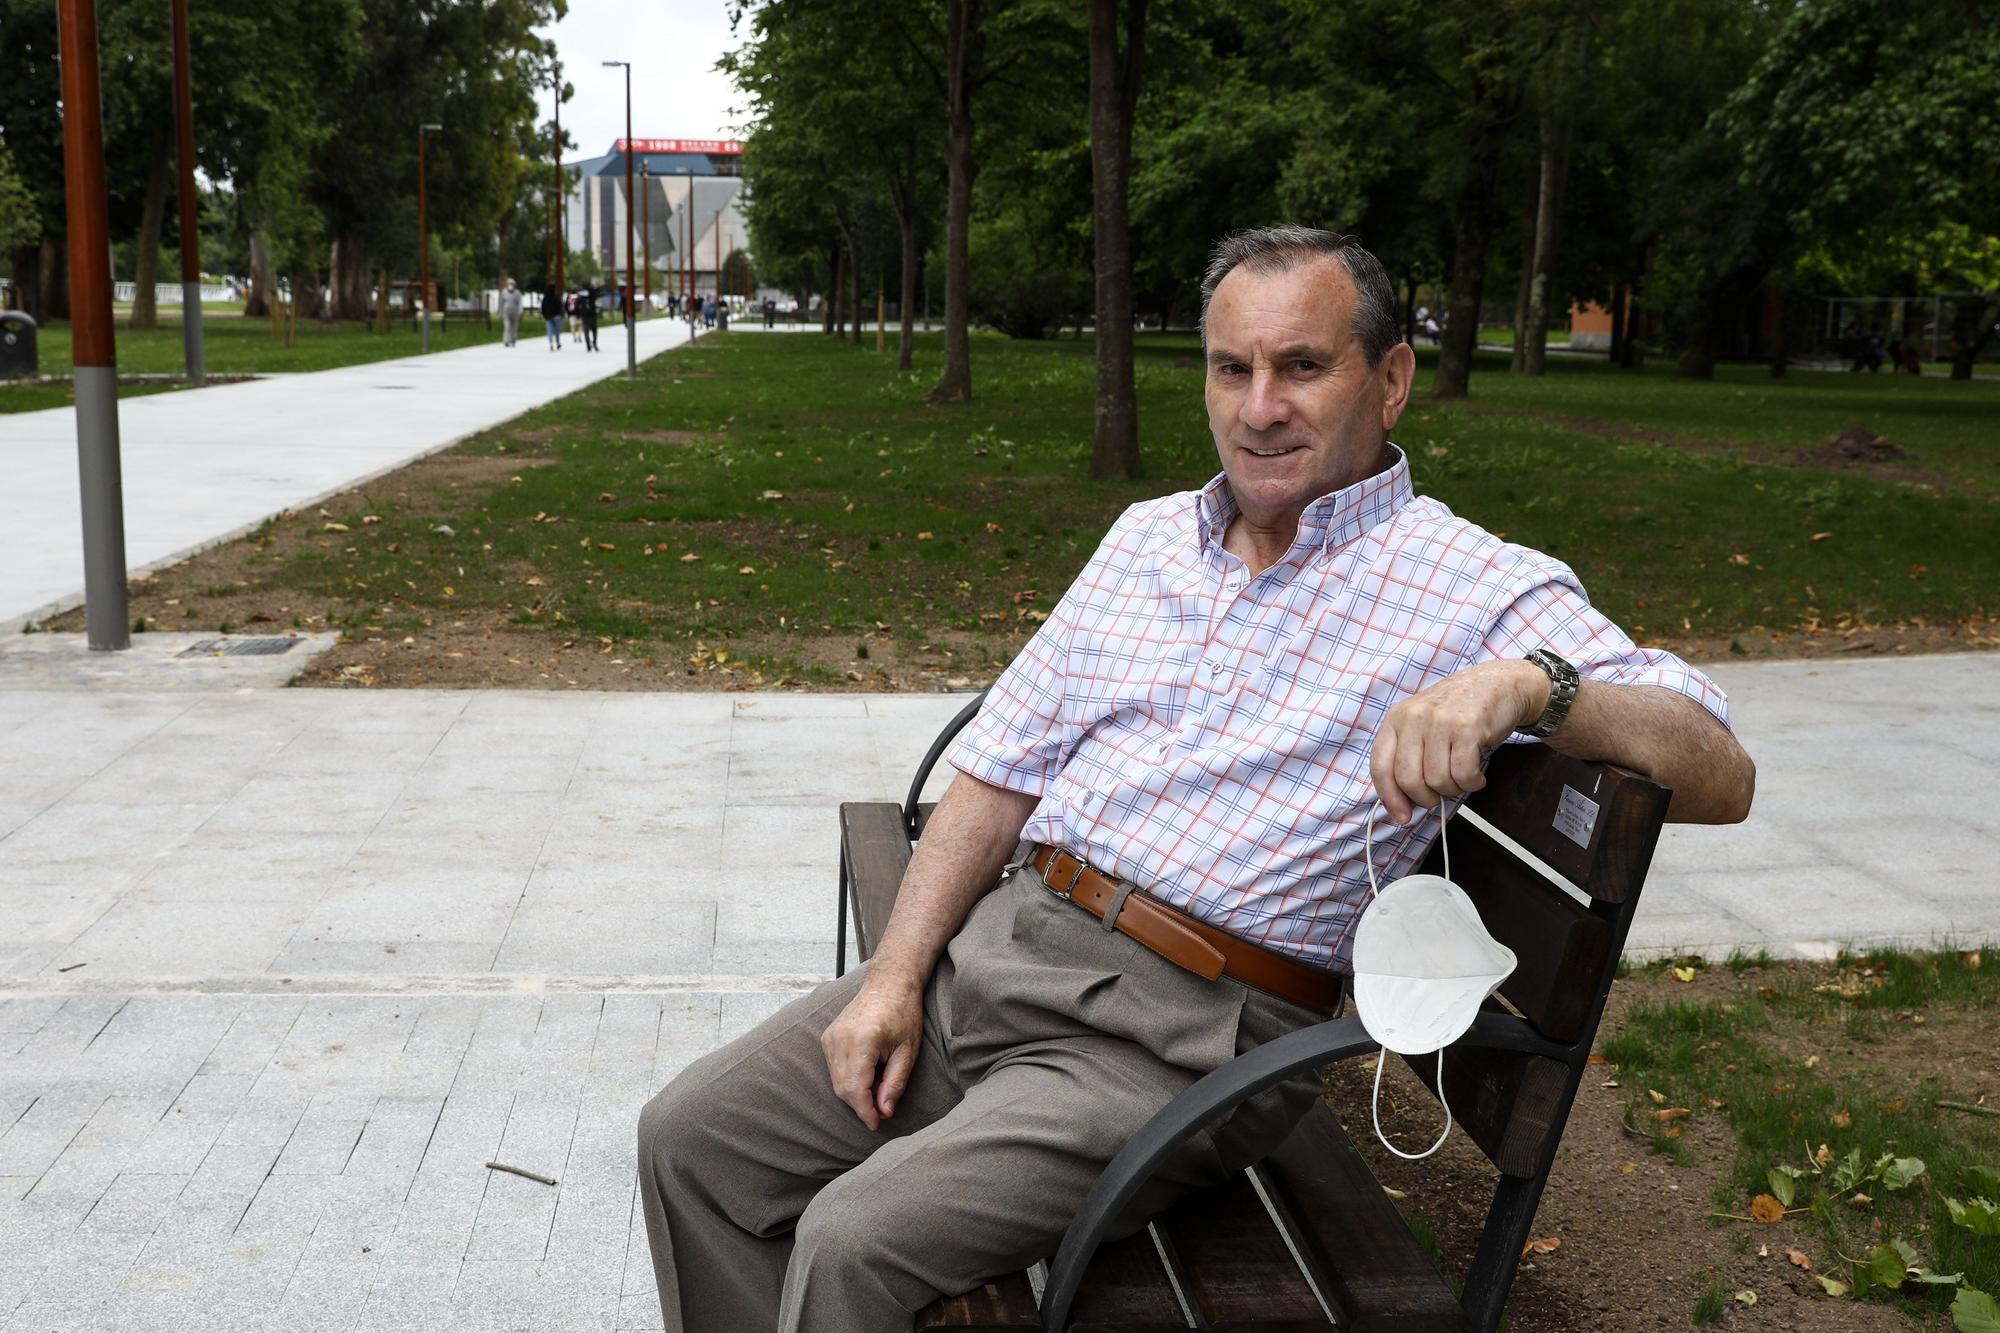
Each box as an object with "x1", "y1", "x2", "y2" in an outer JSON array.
[{"x1": 1406, "y1": 742, "x2": 1669, "y2": 1178}]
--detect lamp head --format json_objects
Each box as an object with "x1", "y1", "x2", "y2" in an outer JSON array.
[{"x1": 420, "y1": 122, "x2": 443, "y2": 132}]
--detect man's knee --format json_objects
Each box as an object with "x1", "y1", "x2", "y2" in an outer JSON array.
[{"x1": 636, "y1": 1061, "x2": 738, "y2": 1195}]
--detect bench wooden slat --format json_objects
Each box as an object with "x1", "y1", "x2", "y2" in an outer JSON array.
[
  {"x1": 1397, "y1": 1042, "x2": 1571, "y2": 1179},
  {"x1": 1432, "y1": 817, "x2": 1614, "y2": 1044},
  {"x1": 918, "y1": 1232, "x2": 1190, "y2": 1329},
  {"x1": 1155, "y1": 1174, "x2": 1327, "y2": 1328},
  {"x1": 840, "y1": 801, "x2": 913, "y2": 963},
  {"x1": 917, "y1": 1273, "x2": 1042, "y2": 1329},
  {"x1": 1070, "y1": 1230, "x2": 1196, "y2": 1328},
  {"x1": 1466, "y1": 745, "x2": 1662, "y2": 904},
  {"x1": 1256, "y1": 1108, "x2": 1467, "y2": 1332}
]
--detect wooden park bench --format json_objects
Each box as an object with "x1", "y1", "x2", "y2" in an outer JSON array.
[{"x1": 838, "y1": 690, "x2": 1671, "y2": 1332}]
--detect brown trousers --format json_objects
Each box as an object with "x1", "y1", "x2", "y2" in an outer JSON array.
[{"x1": 636, "y1": 869, "x2": 1325, "y2": 1333}]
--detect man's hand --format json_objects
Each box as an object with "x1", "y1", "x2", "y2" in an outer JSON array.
[
  {"x1": 821, "y1": 973, "x2": 925, "y2": 1131},
  {"x1": 1370, "y1": 660, "x2": 1543, "y2": 825}
]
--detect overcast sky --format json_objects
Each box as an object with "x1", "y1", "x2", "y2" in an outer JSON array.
[{"x1": 537, "y1": 0, "x2": 750, "y2": 160}]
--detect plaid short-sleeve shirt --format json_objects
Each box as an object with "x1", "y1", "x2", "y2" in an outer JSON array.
[{"x1": 949, "y1": 445, "x2": 1729, "y2": 971}]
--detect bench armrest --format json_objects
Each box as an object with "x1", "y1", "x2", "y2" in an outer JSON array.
[{"x1": 1037, "y1": 1011, "x2": 1572, "y2": 1332}]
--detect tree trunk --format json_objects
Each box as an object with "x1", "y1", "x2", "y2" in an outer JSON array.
[
  {"x1": 848, "y1": 236, "x2": 862, "y2": 345},
  {"x1": 1950, "y1": 296, "x2": 1991, "y2": 380},
  {"x1": 1087, "y1": 0, "x2": 1146, "y2": 480},
  {"x1": 40, "y1": 237, "x2": 70, "y2": 322},
  {"x1": 897, "y1": 207, "x2": 917, "y2": 371},
  {"x1": 129, "y1": 156, "x2": 172, "y2": 331},
  {"x1": 1767, "y1": 274, "x2": 1789, "y2": 379},
  {"x1": 930, "y1": 0, "x2": 980, "y2": 403},
  {"x1": 293, "y1": 268, "x2": 324, "y2": 322},
  {"x1": 1608, "y1": 281, "x2": 1629, "y2": 365},
  {"x1": 826, "y1": 245, "x2": 841, "y2": 335},
  {"x1": 244, "y1": 230, "x2": 273, "y2": 318},
  {"x1": 9, "y1": 247, "x2": 37, "y2": 315},
  {"x1": 1521, "y1": 107, "x2": 1568, "y2": 377},
  {"x1": 329, "y1": 237, "x2": 372, "y2": 320},
  {"x1": 1403, "y1": 273, "x2": 1418, "y2": 343},
  {"x1": 1509, "y1": 211, "x2": 1533, "y2": 374},
  {"x1": 1431, "y1": 144, "x2": 1502, "y2": 399},
  {"x1": 1676, "y1": 289, "x2": 1717, "y2": 379}
]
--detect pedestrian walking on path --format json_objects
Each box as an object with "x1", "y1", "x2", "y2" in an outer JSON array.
[
  {"x1": 581, "y1": 284, "x2": 602, "y2": 353},
  {"x1": 541, "y1": 286, "x2": 563, "y2": 350},
  {"x1": 499, "y1": 279, "x2": 523, "y2": 347}
]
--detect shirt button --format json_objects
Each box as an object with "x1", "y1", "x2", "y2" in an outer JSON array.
[{"x1": 1207, "y1": 661, "x2": 1222, "y2": 674}]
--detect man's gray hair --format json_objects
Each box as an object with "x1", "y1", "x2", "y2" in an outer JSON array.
[{"x1": 1199, "y1": 228, "x2": 1402, "y2": 366}]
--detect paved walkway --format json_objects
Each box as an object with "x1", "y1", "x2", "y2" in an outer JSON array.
[
  {"x1": 1, "y1": 319, "x2": 692, "y2": 633},
  {"x1": 0, "y1": 655, "x2": 1994, "y2": 1330}
]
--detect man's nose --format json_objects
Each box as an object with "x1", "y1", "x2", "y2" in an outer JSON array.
[{"x1": 1239, "y1": 367, "x2": 1291, "y2": 432}]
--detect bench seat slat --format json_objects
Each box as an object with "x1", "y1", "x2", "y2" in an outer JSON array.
[
  {"x1": 1154, "y1": 1175, "x2": 1326, "y2": 1327},
  {"x1": 917, "y1": 1273, "x2": 1041, "y2": 1329},
  {"x1": 840, "y1": 801, "x2": 914, "y2": 963},
  {"x1": 1257, "y1": 1107, "x2": 1468, "y2": 1332}
]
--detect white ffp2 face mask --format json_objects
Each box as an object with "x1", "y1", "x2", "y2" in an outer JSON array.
[{"x1": 1350, "y1": 802, "x2": 1516, "y2": 1160}]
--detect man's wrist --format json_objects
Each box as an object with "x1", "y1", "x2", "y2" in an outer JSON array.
[{"x1": 1511, "y1": 658, "x2": 1553, "y2": 731}]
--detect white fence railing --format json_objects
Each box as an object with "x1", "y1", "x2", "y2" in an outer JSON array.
[{"x1": 112, "y1": 282, "x2": 238, "y2": 304}]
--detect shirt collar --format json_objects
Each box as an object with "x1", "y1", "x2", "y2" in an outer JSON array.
[{"x1": 1196, "y1": 442, "x2": 1414, "y2": 559}]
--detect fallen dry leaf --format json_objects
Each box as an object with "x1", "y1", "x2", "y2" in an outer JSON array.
[
  {"x1": 1751, "y1": 1194, "x2": 1787, "y2": 1223},
  {"x1": 916, "y1": 531, "x2": 935, "y2": 541},
  {"x1": 1620, "y1": 1162, "x2": 1638, "y2": 1175},
  {"x1": 1962, "y1": 949, "x2": 1983, "y2": 970},
  {"x1": 1671, "y1": 966, "x2": 1697, "y2": 983},
  {"x1": 1787, "y1": 1248, "x2": 1813, "y2": 1271},
  {"x1": 1652, "y1": 1108, "x2": 1692, "y2": 1123},
  {"x1": 738, "y1": 566, "x2": 757, "y2": 575},
  {"x1": 323, "y1": 522, "x2": 350, "y2": 533},
  {"x1": 1810, "y1": 531, "x2": 1834, "y2": 542},
  {"x1": 1733, "y1": 1290, "x2": 1757, "y2": 1306},
  {"x1": 1831, "y1": 1109, "x2": 1852, "y2": 1129},
  {"x1": 1521, "y1": 1237, "x2": 1561, "y2": 1258},
  {"x1": 1815, "y1": 1274, "x2": 1850, "y2": 1297},
  {"x1": 1804, "y1": 1054, "x2": 1820, "y2": 1069},
  {"x1": 1815, "y1": 1144, "x2": 1834, "y2": 1168},
  {"x1": 1703, "y1": 1096, "x2": 1727, "y2": 1110},
  {"x1": 1729, "y1": 553, "x2": 1750, "y2": 565},
  {"x1": 1648, "y1": 1089, "x2": 1667, "y2": 1105}
]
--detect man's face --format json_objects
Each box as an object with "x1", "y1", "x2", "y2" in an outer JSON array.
[{"x1": 1203, "y1": 257, "x2": 1414, "y2": 530}]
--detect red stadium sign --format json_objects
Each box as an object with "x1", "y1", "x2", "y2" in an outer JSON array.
[{"x1": 614, "y1": 138, "x2": 744, "y2": 155}]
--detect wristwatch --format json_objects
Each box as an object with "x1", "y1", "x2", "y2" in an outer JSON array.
[{"x1": 1519, "y1": 648, "x2": 1579, "y2": 739}]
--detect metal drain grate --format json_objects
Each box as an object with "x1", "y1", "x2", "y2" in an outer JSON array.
[{"x1": 177, "y1": 636, "x2": 304, "y2": 658}]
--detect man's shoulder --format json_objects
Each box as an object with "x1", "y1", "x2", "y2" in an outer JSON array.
[{"x1": 1385, "y1": 496, "x2": 1579, "y2": 589}]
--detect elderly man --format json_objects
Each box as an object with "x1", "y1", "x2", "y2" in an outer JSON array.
[{"x1": 636, "y1": 227, "x2": 1754, "y2": 1332}]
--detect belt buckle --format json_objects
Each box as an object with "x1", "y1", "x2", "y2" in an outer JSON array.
[{"x1": 1043, "y1": 849, "x2": 1086, "y2": 901}]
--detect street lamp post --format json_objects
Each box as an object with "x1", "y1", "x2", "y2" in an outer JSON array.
[
  {"x1": 604, "y1": 61, "x2": 636, "y2": 379},
  {"x1": 57, "y1": 0, "x2": 129, "y2": 651},
  {"x1": 418, "y1": 122, "x2": 442, "y2": 352},
  {"x1": 169, "y1": 0, "x2": 203, "y2": 384},
  {"x1": 640, "y1": 161, "x2": 651, "y2": 318},
  {"x1": 551, "y1": 61, "x2": 564, "y2": 301}
]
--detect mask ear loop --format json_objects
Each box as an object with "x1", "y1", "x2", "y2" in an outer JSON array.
[{"x1": 1364, "y1": 800, "x2": 1455, "y2": 1161}]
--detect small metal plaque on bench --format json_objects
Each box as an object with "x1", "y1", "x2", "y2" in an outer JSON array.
[
  {"x1": 177, "y1": 637, "x2": 303, "y2": 658},
  {"x1": 1553, "y1": 784, "x2": 1600, "y2": 849}
]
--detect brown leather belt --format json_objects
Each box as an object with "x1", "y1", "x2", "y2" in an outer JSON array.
[{"x1": 1030, "y1": 845, "x2": 1344, "y2": 1016}]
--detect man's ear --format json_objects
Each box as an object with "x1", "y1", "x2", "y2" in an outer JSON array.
[{"x1": 1378, "y1": 342, "x2": 1417, "y2": 433}]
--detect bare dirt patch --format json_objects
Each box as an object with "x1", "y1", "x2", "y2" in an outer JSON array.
[
  {"x1": 1324, "y1": 966, "x2": 1921, "y2": 1332},
  {"x1": 1466, "y1": 404, "x2": 1969, "y2": 495},
  {"x1": 284, "y1": 620, "x2": 1017, "y2": 692},
  {"x1": 612, "y1": 429, "x2": 715, "y2": 446}
]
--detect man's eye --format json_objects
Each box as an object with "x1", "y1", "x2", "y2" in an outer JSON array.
[{"x1": 1292, "y1": 360, "x2": 1320, "y2": 373}]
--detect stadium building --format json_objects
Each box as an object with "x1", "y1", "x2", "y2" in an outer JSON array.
[{"x1": 562, "y1": 138, "x2": 750, "y2": 300}]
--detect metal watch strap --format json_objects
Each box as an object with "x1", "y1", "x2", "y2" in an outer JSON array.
[{"x1": 1519, "y1": 648, "x2": 1578, "y2": 739}]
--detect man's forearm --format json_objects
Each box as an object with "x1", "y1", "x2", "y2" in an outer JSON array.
[
  {"x1": 1537, "y1": 672, "x2": 1755, "y2": 823},
  {"x1": 863, "y1": 771, "x2": 1040, "y2": 996}
]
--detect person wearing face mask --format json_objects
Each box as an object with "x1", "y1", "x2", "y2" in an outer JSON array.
[{"x1": 636, "y1": 227, "x2": 1756, "y2": 1333}]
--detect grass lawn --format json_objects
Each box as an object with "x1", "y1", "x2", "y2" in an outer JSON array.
[
  {"x1": 1603, "y1": 948, "x2": 2000, "y2": 1326},
  {"x1": 52, "y1": 329, "x2": 1997, "y2": 689}
]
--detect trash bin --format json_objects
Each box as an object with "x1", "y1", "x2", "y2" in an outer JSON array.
[
  {"x1": 0, "y1": 311, "x2": 36, "y2": 379},
  {"x1": 716, "y1": 304, "x2": 729, "y2": 332}
]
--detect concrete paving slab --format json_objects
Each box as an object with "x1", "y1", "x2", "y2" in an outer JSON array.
[
  {"x1": 2, "y1": 320, "x2": 693, "y2": 634},
  {"x1": 0, "y1": 632, "x2": 339, "y2": 690}
]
